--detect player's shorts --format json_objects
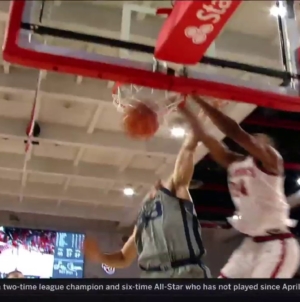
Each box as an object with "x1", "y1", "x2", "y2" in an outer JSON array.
[
  {"x1": 220, "y1": 232, "x2": 300, "y2": 278},
  {"x1": 140, "y1": 257, "x2": 211, "y2": 278}
]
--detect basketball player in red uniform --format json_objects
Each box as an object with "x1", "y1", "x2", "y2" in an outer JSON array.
[{"x1": 188, "y1": 94, "x2": 300, "y2": 278}]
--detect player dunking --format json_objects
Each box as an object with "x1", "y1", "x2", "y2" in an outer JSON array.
[
  {"x1": 84, "y1": 104, "x2": 211, "y2": 278},
  {"x1": 188, "y1": 94, "x2": 300, "y2": 278}
]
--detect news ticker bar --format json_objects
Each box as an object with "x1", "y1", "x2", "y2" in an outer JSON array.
[{"x1": 0, "y1": 280, "x2": 299, "y2": 296}]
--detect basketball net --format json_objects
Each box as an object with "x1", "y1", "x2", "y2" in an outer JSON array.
[
  {"x1": 112, "y1": 82, "x2": 184, "y2": 125},
  {"x1": 112, "y1": 82, "x2": 229, "y2": 126}
]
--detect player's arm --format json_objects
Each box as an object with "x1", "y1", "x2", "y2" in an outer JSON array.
[
  {"x1": 162, "y1": 132, "x2": 197, "y2": 200},
  {"x1": 162, "y1": 99, "x2": 200, "y2": 194},
  {"x1": 177, "y1": 103, "x2": 242, "y2": 169},
  {"x1": 171, "y1": 132, "x2": 198, "y2": 187},
  {"x1": 84, "y1": 227, "x2": 137, "y2": 268},
  {"x1": 191, "y1": 95, "x2": 281, "y2": 173}
]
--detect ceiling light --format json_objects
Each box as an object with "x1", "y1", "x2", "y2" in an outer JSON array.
[
  {"x1": 170, "y1": 127, "x2": 185, "y2": 138},
  {"x1": 232, "y1": 214, "x2": 241, "y2": 220},
  {"x1": 123, "y1": 187, "x2": 135, "y2": 196},
  {"x1": 270, "y1": 4, "x2": 287, "y2": 18},
  {"x1": 297, "y1": 178, "x2": 300, "y2": 185}
]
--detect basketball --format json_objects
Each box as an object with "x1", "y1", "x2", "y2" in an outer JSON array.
[{"x1": 122, "y1": 102, "x2": 159, "y2": 139}]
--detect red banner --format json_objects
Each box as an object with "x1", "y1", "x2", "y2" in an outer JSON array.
[{"x1": 155, "y1": 1, "x2": 242, "y2": 64}]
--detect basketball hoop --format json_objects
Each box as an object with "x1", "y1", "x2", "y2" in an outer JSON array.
[
  {"x1": 112, "y1": 82, "x2": 184, "y2": 124},
  {"x1": 111, "y1": 79, "x2": 228, "y2": 140}
]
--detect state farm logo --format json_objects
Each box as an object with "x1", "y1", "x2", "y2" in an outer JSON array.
[
  {"x1": 185, "y1": 25, "x2": 214, "y2": 44},
  {"x1": 197, "y1": 1, "x2": 232, "y2": 24},
  {"x1": 185, "y1": 1, "x2": 232, "y2": 45}
]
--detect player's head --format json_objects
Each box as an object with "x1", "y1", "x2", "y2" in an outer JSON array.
[
  {"x1": 253, "y1": 133, "x2": 276, "y2": 148},
  {"x1": 6, "y1": 270, "x2": 24, "y2": 278}
]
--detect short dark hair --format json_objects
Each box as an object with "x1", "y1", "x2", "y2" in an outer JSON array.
[{"x1": 6, "y1": 270, "x2": 24, "y2": 278}]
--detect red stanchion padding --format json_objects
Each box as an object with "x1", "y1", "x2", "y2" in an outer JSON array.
[{"x1": 155, "y1": 1, "x2": 242, "y2": 64}]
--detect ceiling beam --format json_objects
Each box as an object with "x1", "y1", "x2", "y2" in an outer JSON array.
[
  {"x1": 0, "y1": 153, "x2": 157, "y2": 186},
  {"x1": 0, "y1": 117, "x2": 180, "y2": 158},
  {"x1": 135, "y1": 2, "x2": 154, "y2": 21},
  {"x1": 0, "y1": 178, "x2": 138, "y2": 208},
  {"x1": 76, "y1": 76, "x2": 83, "y2": 84},
  {"x1": 0, "y1": 194, "x2": 129, "y2": 222},
  {"x1": 0, "y1": 68, "x2": 113, "y2": 106},
  {"x1": 3, "y1": 62, "x2": 10, "y2": 74},
  {"x1": 63, "y1": 103, "x2": 105, "y2": 199}
]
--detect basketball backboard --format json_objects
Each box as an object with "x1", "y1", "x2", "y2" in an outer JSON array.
[
  {"x1": 3, "y1": 0, "x2": 300, "y2": 112},
  {"x1": 0, "y1": 0, "x2": 298, "y2": 225}
]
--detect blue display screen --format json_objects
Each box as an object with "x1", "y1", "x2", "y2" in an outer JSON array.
[{"x1": 52, "y1": 232, "x2": 85, "y2": 278}]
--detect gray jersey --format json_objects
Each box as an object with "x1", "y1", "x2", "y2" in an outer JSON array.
[{"x1": 135, "y1": 187, "x2": 210, "y2": 278}]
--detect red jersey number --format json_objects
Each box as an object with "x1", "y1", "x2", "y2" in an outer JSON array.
[{"x1": 229, "y1": 179, "x2": 248, "y2": 197}]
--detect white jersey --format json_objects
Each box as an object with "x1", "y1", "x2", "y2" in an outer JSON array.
[{"x1": 227, "y1": 156, "x2": 293, "y2": 236}]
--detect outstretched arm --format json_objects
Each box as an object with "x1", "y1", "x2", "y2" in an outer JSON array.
[
  {"x1": 164, "y1": 103, "x2": 240, "y2": 198},
  {"x1": 84, "y1": 227, "x2": 137, "y2": 269},
  {"x1": 163, "y1": 130, "x2": 198, "y2": 200},
  {"x1": 191, "y1": 95, "x2": 281, "y2": 173},
  {"x1": 172, "y1": 132, "x2": 198, "y2": 188},
  {"x1": 177, "y1": 104, "x2": 242, "y2": 169}
]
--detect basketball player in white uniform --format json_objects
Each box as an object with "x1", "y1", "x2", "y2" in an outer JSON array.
[{"x1": 188, "y1": 94, "x2": 300, "y2": 278}]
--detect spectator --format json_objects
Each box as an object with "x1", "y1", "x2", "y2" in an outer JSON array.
[{"x1": 6, "y1": 270, "x2": 24, "y2": 278}]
